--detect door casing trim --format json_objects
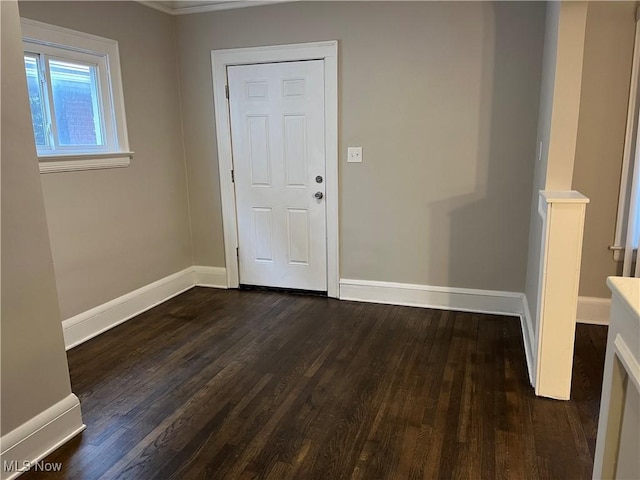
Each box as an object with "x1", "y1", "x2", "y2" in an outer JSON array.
[{"x1": 211, "y1": 41, "x2": 339, "y2": 298}]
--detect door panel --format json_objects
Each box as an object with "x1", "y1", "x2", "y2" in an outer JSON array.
[
  {"x1": 284, "y1": 115, "x2": 307, "y2": 187},
  {"x1": 247, "y1": 116, "x2": 271, "y2": 186},
  {"x1": 252, "y1": 207, "x2": 274, "y2": 262},
  {"x1": 228, "y1": 60, "x2": 327, "y2": 291},
  {"x1": 287, "y1": 208, "x2": 310, "y2": 265}
]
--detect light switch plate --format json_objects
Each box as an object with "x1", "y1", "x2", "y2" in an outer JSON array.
[{"x1": 347, "y1": 147, "x2": 363, "y2": 163}]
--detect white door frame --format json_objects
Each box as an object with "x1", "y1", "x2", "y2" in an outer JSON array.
[{"x1": 211, "y1": 41, "x2": 339, "y2": 298}]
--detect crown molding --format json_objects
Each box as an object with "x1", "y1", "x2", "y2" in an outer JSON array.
[
  {"x1": 137, "y1": 1, "x2": 175, "y2": 14},
  {"x1": 136, "y1": 1, "x2": 294, "y2": 16}
]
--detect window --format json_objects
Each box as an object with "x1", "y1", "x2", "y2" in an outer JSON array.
[{"x1": 21, "y1": 19, "x2": 132, "y2": 173}]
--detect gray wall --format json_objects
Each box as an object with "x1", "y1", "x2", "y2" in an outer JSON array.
[
  {"x1": 18, "y1": 1, "x2": 192, "y2": 320},
  {"x1": 1, "y1": 0, "x2": 74, "y2": 435},
  {"x1": 176, "y1": 1, "x2": 546, "y2": 292},
  {"x1": 573, "y1": 1, "x2": 636, "y2": 298},
  {"x1": 525, "y1": 1, "x2": 561, "y2": 332}
]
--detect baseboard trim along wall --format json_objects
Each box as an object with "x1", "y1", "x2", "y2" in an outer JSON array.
[
  {"x1": 193, "y1": 266, "x2": 228, "y2": 288},
  {"x1": 61, "y1": 272, "x2": 545, "y2": 387},
  {"x1": 339, "y1": 278, "x2": 537, "y2": 386},
  {"x1": 339, "y1": 278, "x2": 525, "y2": 315},
  {"x1": 520, "y1": 296, "x2": 536, "y2": 387},
  {"x1": 0, "y1": 394, "x2": 85, "y2": 480},
  {"x1": 62, "y1": 266, "x2": 227, "y2": 350},
  {"x1": 576, "y1": 296, "x2": 611, "y2": 325}
]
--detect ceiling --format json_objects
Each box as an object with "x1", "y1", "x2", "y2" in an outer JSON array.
[{"x1": 138, "y1": 0, "x2": 293, "y2": 15}]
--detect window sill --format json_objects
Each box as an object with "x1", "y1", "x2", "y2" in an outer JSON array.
[{"x1": 38, "y1": 152, "x2": 134, "y2": 174}]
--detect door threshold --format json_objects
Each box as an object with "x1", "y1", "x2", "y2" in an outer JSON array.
[{"x1": 239, "y1": 284, "x2": 328, "y2": 297}]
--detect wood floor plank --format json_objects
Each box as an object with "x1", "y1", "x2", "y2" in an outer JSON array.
[{"x1": 21, "y1": 288, "x2": 606, "y2": 480}]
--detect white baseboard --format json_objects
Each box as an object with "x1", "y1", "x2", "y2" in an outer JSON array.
[
  {"x1": 520, "y1": 296, "x2": 536, "y2": 387},
  {"x1": 339, "y1": 278, "x2": 537, "y2": 387},
  {"x1": 193, "y1": 266, "x2": 228, "y2": 288},
  {"x1": 339, "y1": 278, "x2": 525, "y2": 316},
  {"x1": 0, "y1": 394, "x2": 85, "y2": 480},
  {"x1": 63, "y1": 266, "x2": 227, "y2": 349},
  {"x1": 576, "y1": 296, "x2": 611, "y2": 325},
  {"x1": 62, "y1": 268, "x2": 195, "y2": 349},
  {"x1": 61, "y1": 271, "x2": 541, "y2": 390}
]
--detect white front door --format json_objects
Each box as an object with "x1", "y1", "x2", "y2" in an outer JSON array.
[{"x1": 228, "y1": 60, "x2": 327, "y2": 291}]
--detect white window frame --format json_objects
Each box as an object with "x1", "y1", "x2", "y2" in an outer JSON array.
[{"x1": 21, "y1": 18, "x2": 133, "y2": 173}]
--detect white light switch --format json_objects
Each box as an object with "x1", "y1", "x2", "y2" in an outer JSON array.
[{"x1": 347, "y1": 147, "x2": 363, "y2": 163}]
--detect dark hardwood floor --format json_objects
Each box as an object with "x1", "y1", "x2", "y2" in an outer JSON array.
[{"x1": 22, "y1": 288, "x2": 608, "y2": 480}]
